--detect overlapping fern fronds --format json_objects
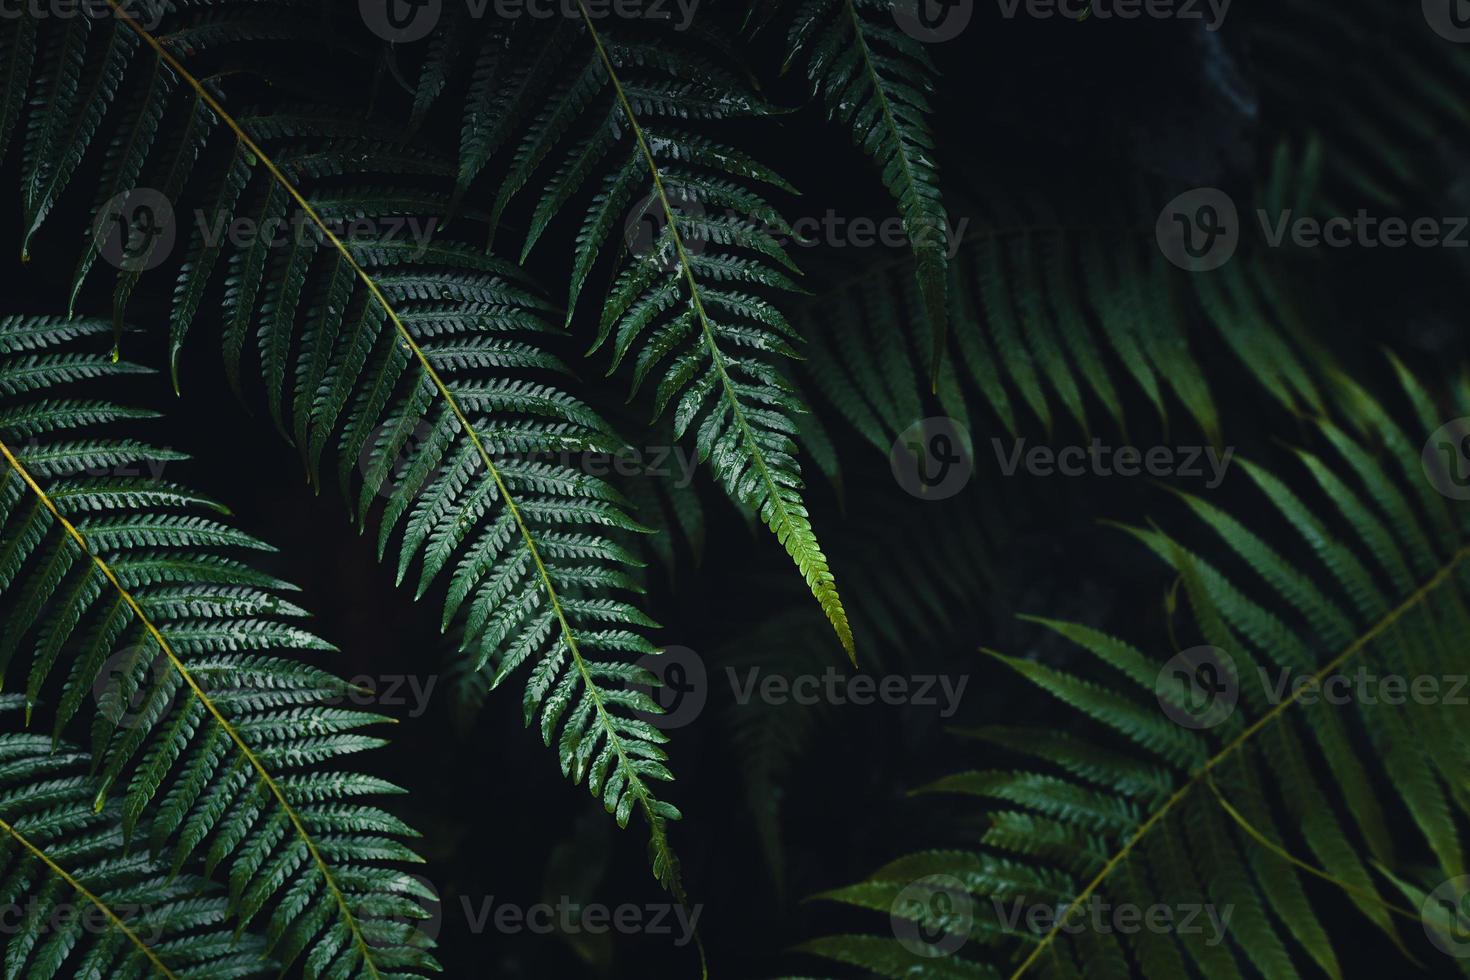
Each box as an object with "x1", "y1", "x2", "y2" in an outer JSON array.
[
  {"x1": 748, "y1": 0, "x2": 950, "y2": 383},
  {"x1": 437, "y1": 11, "x2": 855, "y2": 660},
  {"x1": 0, "y1": 702, "x2": 274, "y2": 979},
  {"x1": 796, "y1": 213, "x2": 1227, "y2": 465},
  {"x1": 0, "y1": 316, "x2": 435, "y2": 977},
  {"x1": 3, "y1": 5, "x2": 692, "y2": 887},
  {"x1": 798, "y1": 354, "x2": 1470, "y2": 978}
]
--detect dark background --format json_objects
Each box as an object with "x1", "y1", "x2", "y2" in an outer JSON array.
[{"x1": 7, "y1": 1, "x2": 1470, "y2": 976}]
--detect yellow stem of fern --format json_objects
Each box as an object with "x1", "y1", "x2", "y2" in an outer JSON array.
[
  {"x1": 100, "y1": 0, "x2": 687, "y2": 930},
  {"x1": 0, "y1": 812, "x2": 178, "y2": 978},
  {"x1": 1007, "y1": 542, "x2": 1470, "y2": 979}
]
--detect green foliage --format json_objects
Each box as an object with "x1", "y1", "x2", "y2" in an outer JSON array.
[
  {"x1": 798, "y1": 356, "x2": 1470, "y2": 978},
  {"x1": 2, "y1": 8, "x2": 693, "y2": 888},
  {"x1": 447, "y1": 15, "x2": 855, "y2": 658},
  {"x1": 751, "y1": 0, "x2": 950, "y2": 383},
  {"x1": 0, "y1": 702, "x2": 273, "y2": 979},
  {"x1": 0, "y1": 317, "x2": 435, "y2": 978}
]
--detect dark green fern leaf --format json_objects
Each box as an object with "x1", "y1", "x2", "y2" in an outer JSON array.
[
  {"x1": 2, "y1": 8, "x2": 694, "y2": 893},
  {"x1": 0, "y1": 316, "x2": 437, "y2": 978},
  {"x1": 0, "y1": 706, "x2": 275, "y2": 979},
  {"x1": 753, "y1": 0, "x2": 950, "y2": 385},
  {"x1": 456, "y1": 15, "x2": 855, "y2": 659},
  {"x1": 798, "y1": 352, "x2": 1470, "y2": 979}
]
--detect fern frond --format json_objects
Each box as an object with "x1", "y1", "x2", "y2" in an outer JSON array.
[
  {"x1": 799, "y1": 353, "x2": 1470, "y2": 978},
  {"x1": 4, "y1": 6, "x2": 694, "y2": 892},
  {"x1": 455, "y1": 12, "x2": 855, "y2": 660},
  {"x1": 0, "y1": 317, "x2": 435, "y2": 978},
  {"x1": 754, "y1": 0, "x2": 950, "y2": 384},
  {"x1": 0, "y1": 705, "x2": 274, "y2": 979}
]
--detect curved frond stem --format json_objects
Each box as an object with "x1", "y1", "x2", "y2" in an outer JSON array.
[
  {"x1": 102, "y1": 0, "x2": 689, "y2": 904},
  {"x1": 1003, "y1": 541, "x2": 1470, "y2": 979},
  {"x1": 1203, "y1": 775, "x2": 1420, "y2": 923},
  {"x1": 839, "y1": 0, "x2": 944, "y2": 388},
  {"x1": 0, "y1": 812, "x2": 177, "y2": 979},
  {"x1": 576, "y1": 0, "x2": 855, "y2": 662},
  {"x1": 0, "y1": 433, "x2": 383, "y2": 979}
]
